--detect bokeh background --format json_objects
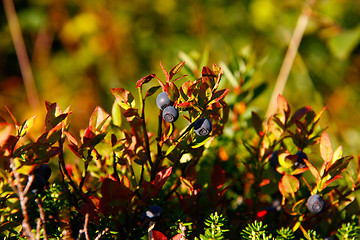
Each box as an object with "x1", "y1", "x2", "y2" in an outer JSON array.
[{"x1": 1, "y1": 0, "x2": 360, "y2": 154}]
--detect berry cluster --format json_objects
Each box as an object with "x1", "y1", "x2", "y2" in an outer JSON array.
[
  {"x1": 28, "y1": 164, "x2": 52, "y2": 193},
  {"x1": 156, "y1": 92, "x2": 212, "y2": 136}
]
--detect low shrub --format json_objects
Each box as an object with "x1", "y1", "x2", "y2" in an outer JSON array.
[{"x1": 1, "y1": 61, "x2": 359, "y2": 239}]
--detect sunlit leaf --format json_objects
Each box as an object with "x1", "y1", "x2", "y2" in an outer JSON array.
[
  {"x1": 278, "y1": 174, "x2": 299, "y2": 198},
  {"x1": 111, "y1": 88, "x2": 135, "y2": 110},
  {"x1": 19, "y1": 115, "x2": 37, "y2": 137},
  {"x1": 304, "y1": 159, "x2": 320, "y2": 181},
  {"x1": 320, "y1": 132, "x2": 333, "y2": 163},
  {"x1": 89, "y1": 106, "x2": 110, "y2": 132},
  {"x1": 112, "y1": 101, "x2": 122, "y2": 127},
  {"x1": 0, "y1": 123, "x2": 12, "y2": 146},
  {"x1": 152, "y1": 230, "x2": 168, "y2": 240},
  {"x1": 277, "y1": 94, "x2": 290, "y2": 122}
]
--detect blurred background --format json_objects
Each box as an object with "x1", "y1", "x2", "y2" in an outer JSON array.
[{"x1": 0, "y1": 0, "x2": 360, "y2": 154}]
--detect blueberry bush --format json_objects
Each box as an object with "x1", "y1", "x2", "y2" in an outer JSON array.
[{"x1": 1, "y1": 59, "x2": 360, "y2": 239}]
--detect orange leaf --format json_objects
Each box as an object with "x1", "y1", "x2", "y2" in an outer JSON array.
[
  {"x1": 304, "y1": 159, "x2": 321, "y2": 181},
  {"x1": 320, "y1": 132, "x2": 333, "y2": 163},
  {"x1": 278, "y1": 174, "x2": 299, "y2": 198}
]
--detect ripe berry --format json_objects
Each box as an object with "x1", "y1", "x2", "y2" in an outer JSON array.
[
  {"x1": 35, "y1": 164, "x2": 52, "y2": 180},
  {"x1": 194, "y1": 118, "x2": 212, "y2": 136},
  {"x1": 29, "y1": 174, "x2": 46, "y2": 193},
  {"x1": 162, "y1": 106, "x2": 179, "y2": 123},
  {"x1": 307, "y1": 194, "x2": 325, "y2": 213},
  {"x1": 145, "y1": 205, "x2": 163, "y2": 220},
  {"x1": 156, "y1": 92, "x2": 173, "y2": 110},
  {"x1": 295, "y1": 151, "x2": 308, "y2": 168},
  {"x1": 269, "y1": 151, "x2": 279, "y2": 169}
]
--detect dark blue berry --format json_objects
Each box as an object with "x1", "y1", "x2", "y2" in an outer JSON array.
[
  {"x1": 269, "y1": 151, "x2": 279, "y2": 169},
  {"x1": 29, "y1": 174, "x2": 46, "y2": 193},
  {"x1": 295, "y1": 151, "x2": 308, "y2": 168},
  {"x1": 146, "y1": 205, "x2": 163, "y2": 220},
  {"x1": 35, "y1": 164, "x2": 52, "y2": 180},
  {"x1": 162, "y1": 106, "x2": 179, "y2": 123},
  {"x1": 194, "y1": 118, "x2": 212, "y2": 136},
  {"x1": 156, "y1": 92, "x2": 173, "y2": 110},
  {"x1": 307, "y1": 194, "x2": 325, "y2": 213}
]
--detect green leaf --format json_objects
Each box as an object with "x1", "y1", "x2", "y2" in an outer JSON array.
[
  {"x1": 320, "y1": 132, "x2": 333, "y2": 163},
  {"x1": 165, "y1": 82, "x2": 179, "y2": 102},
  {"x1": 112, "y1": 101, "x2": 122, "y2": 127},
  {"x1": 190, "y1": 135, "x2": 212, "y2": 149}
]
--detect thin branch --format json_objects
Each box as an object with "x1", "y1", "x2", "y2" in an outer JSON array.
[
  {"x1": 3, "y1": 0, "x2": 40, "y2": 109},
  {"x1": 9, "y1": 159, "x2": 35, "y2": 240},
  {"x1": 35, "y1": 197, "x2": 48, "y2": 240},
  {"x1": 78, "y1": 213, "x2": 90, "y2": 240},
  {"x1": 265, "y1": 0, "x2": 316, "y2": 119}
]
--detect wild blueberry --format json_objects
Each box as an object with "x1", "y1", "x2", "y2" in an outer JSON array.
[
  {"x1": 307, "y1": 194, "x2": 325, "y2": 213},
  {"x1": 269, "y1": 151, "x2": 279, "y2": 169},
  {"x1": 29, "y1": 174, "x2": 46, "y2": 193},
  {"x1": 295, "y1": 151, "x2": 308, "y2": 168},
  {"x1": 162, "y1": 105, "x2": 179, "y2": 123},
  {"x1": 35, "y1": 164, "x2": 52, "y2": 180},
  {"x1": 156, "y1": 92, "x2": 173, "y2": 110},
  {"x1": 194, "y1": 118, "x2": 212, "y2": 136},
  {"x1": 145, "y1": 205, "x2": 163, "y2": 221}
]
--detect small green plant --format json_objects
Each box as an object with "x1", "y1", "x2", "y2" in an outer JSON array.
[
  {"x1": 335, "y1": 216, "x2": 360, "y2": 240},
  {"x1": 198, "y1": 212, "x2": 229, "y2": 240}
]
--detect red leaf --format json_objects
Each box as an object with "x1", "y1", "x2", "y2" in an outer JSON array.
[
  {"x1": 176, "y1": 101, "x2": 193, "y2": 108},
  {"x1": 136, "y1": 74, "x2": 155, "y2": 88},
  {"x1": 211, "y1": 164, "x2": 226, "y2": 189},
  {"x1": 68, "y1": 144, "x2": 83, "y2": 158},
  {"x1": 169, "y1": 61, "x2": 185, "y2": 81},
  {"x1": 172, "y1": 233, "x2": 185, "y2": 240},
  {"x1": 153, "y1": 167, "x2": 173, "y2": 189},
  {"x1": 320, "y1": 132, "x2": 333, "y2": 163},
  {"x1": 123, "y1": 108, "x2": 139, "y2": 117},
  {"x1": 202, "y1": 66, "x2": 216, "y2": 88},
  {"x1": 321, "y1": 175, "x2": 343, "y2": 190},
  {"x1": 152, "y1": 230, "x2": 168, "y2": 240},
  {"x1": 160, "y1": 61, "x2": 169, "y2": 82},
  {"x1": 210, "y1": 89, "x2": 229, "y2": 103},
  {"x1": 277, "y1": 94, "x2": 290, "y2": 120}
]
